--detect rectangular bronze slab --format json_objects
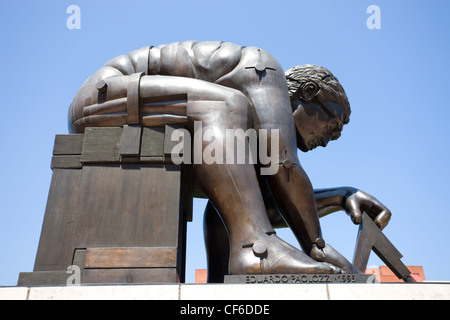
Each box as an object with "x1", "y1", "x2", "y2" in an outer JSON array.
[
  {"x1": 141, "y1": 127, "x2": 165, "y2": 157},
  {"x1": 84, "y1": 247, "x2": 177, "y2": 268},
  {"x1": 51, "y1": 155, "x2": 82, "y2": 169},
  {"x1": 82, "y1": 268, "x2": 180, "y2": 284},
  {"x1": 120, "y1": 125, "x2": 142, "y2": 156},
  {"x1": 33, "y1": 169, "x2": 82, "y2": 271},
  {"x1": 81, "y1": 127, "x2": 122, "y2": 163},
  {"x1": 73, "y1": 164, "x2": 182, "y2": 248},
  {"x1": 53, "y1": 134, "x2": 84, "y2": 155}
]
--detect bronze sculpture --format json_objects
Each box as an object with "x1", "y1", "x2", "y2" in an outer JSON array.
[{"x1": 69, "y1": 41, "x2": 392, "y2": 279}]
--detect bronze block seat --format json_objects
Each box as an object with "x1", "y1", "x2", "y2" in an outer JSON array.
[{"x1": 18, "y1": 126, "x2": 194, "y2": 286}]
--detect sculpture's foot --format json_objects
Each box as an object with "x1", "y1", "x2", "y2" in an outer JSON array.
[
  {"x1": 229, "y1": 234, "x2": 343, "y2": 275},
  {"x1": 309, "y1": 242, "x2": 362, "y2": 274}
]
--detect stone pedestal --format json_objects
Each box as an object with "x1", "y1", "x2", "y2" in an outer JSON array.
[
  {"x1": 18, "y1": 125, "x2": 193, "y2": 286},
  {"x1": 4, "y1": 283, "x2": 450, "y2": 300}
]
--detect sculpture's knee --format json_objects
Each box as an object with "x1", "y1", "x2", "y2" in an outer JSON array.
[
  {"x1": 188, "y1": 87, "x2": 251, "y2": 130},
  {"x1": 222, "y1": 90, "x2": 252, "y2": 130}
]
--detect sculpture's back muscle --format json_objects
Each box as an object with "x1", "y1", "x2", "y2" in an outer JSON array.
[{"x1": 151, "y1": 41, "x2": 243, "y2": 81}]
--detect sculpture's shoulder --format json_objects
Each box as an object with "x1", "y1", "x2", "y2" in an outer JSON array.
[{"x1": 104, "y1": 46, "x2": 151, "y2": 75}]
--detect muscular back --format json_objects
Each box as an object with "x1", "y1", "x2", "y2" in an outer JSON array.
[{"x1": 149, "y1": 41, "x2": 243, "y2": 81}]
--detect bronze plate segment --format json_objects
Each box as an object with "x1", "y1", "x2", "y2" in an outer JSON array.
[
  {"x1": 51, "y1": 134, "x2": 84, "y2": 169},
  {"x1": 80, "y1": 127, "x2": 123, "y2": 163},
  {"x1": 84, "y1": 247, "x2": 177, "y2": 269},
  {"x1": 51, "y1": 155, "x2": 82, "y2": 170},
  {"x1": 140, "y1": 127, "x2": 165, "y2": 164},
  {"x1": 32, "y1": 169, "x2": 83, "y2": 272},
  {"x1": 81, "y1": 269, "x2": 180, "y2": 284},
  {"x1": 120, "y1": 125, "x2": 142, "y2": 157},
  {"x1": 53, "y1": 134, "x2": 84, "y2": 155},
  {"x1": 164, "y1": 125, "x2": 185, "y2": 157},
  {"x1": 127, "y1": 72, "x2": 145, "y2": 124}
]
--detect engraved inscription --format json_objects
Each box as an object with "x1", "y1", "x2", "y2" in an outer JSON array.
[
  {"x1": 245, "y1": 274, "x2": 357, "y2": 284},
  {"x1": 223, "y1": 274, "x2": 369, "y2": 284}
]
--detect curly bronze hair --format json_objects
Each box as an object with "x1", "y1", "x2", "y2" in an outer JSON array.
[{"x1": 285, "y1": 65, "x2": 351, "y2": 124}]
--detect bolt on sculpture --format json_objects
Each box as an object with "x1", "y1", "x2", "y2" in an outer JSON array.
[{"x1": 67, "y1": 41, "x2": 412, "y2": 283}]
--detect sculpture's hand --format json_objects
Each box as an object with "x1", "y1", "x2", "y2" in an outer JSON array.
[{"x1": 344, "y1": 190, "x2": 391, "y2": 230}]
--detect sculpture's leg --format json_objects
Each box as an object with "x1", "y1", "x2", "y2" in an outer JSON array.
[
  {"x1": 247, "y1": 86, "x2": 356, "y2": 273},
  {"x1": 203, "y1": 177, "x2": 297, "y2": 283},
  {"x1": 195, "y1": 146, "x2": 341, "y2": 275},
  {"x1": 203, "y1": 201, "x2": 229, "y2": 283},
  {"x1": 140, "y1": 76, "x2": 340, "y2": 275}
]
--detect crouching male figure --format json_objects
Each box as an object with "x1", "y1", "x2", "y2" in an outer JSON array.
[{"x1": 69, "y1": 41, "x2": 391, "y2": 278}]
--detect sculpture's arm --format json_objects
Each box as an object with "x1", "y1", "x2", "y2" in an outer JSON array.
[
  {"x1": 68, "y1": 42, "x2": 243, "y2": 133},
  {"x1": 264, "y1": 184, "x2": 391, "y2": 231},
  {"x1": 68, "y1": 46, "x2": 151, "y2": 133},
  {"x1": 314, "y1": 187, "x2": 357, "y2": 218},
  {"x1": 315, "y1": 187, "x2": 391, "y2": 230},
  {"x1": 259, "y1": 175, "x2": 351, "y2": 227}
]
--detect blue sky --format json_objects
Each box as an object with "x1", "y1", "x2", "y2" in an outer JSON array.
[{"x1": 0, "y1": 0, "x2": 449, "y2": 286}]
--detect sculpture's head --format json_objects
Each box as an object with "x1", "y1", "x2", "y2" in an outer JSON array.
[{"x1": 285, "y1": 65, "x2": 351, "y2": 152}]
